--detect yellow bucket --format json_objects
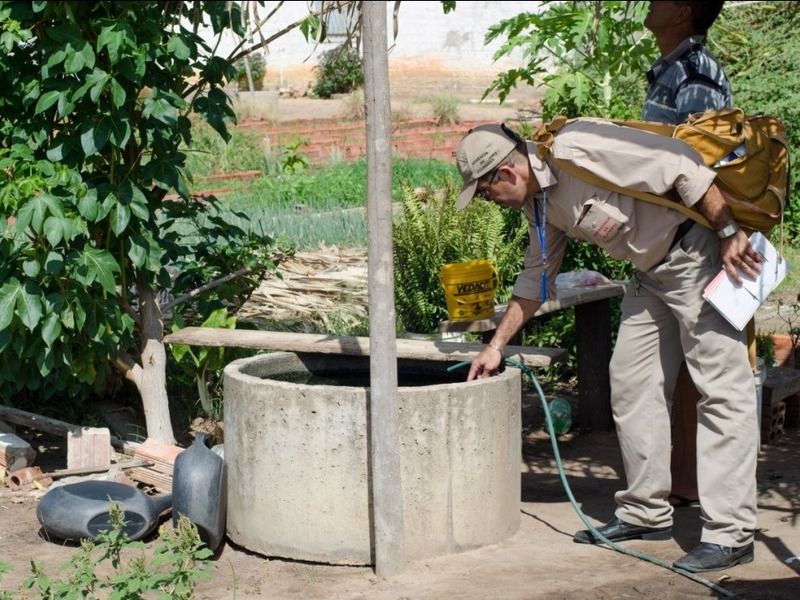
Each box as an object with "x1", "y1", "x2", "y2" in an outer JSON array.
[{"x1": 439, "y1": 259, "x2": 498, "y2": 321}]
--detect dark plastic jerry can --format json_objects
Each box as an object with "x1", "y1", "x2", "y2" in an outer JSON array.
[{"x1": 172, "y1": 432, "x2": 227, "y2": 552}]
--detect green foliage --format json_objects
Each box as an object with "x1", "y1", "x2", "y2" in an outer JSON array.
[
  {"x1": 0, "y1": 2, "x2": 282, "y2": 415},
  {"x1": 170, "y1": 308, "x2": 237, "y2": 420},
  {"x1": 160, "y1": 200, "x2": 290, "y2": 322},
  {"x1": 221, "y1": 156, "x2": 454, "y2": 210},
  {"x1": 312, "y1": 44, "x2": 364, "y2": 99},
  {"x1": 485, "y1": 0, "x2": 656, "y2": 119},
  {"x1": 712, "y1": 2, "x2": 800, "y2": 243},
  {"x1": 184, "y1": 120, "x2": 272, "y2": 176},
  {"x1": 393, "y1": 181, "x2": 527, "y2": 334},
  {"x1": 232, "y1": 51, "x2": 266, "y2": 90},
  {"x1": 5, "y1": 503, "x2": 213, "y2": 598},
  {"x1": 756, "y1": 333, "x2": 776, "y2": 369},
  {"x1": 164, "y1": 157, "x2": 458, "y2": 256}
]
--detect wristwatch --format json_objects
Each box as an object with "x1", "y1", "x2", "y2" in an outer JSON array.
[{"x1": 717, "y1": 223, "x2": 740, "y2": 239}]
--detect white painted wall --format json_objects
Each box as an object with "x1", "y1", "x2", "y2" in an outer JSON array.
[{"x1": 216, "y1": 1, "x2": 540, "y2": 86}]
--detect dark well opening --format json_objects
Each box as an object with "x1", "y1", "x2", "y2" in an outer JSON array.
[{"x1": 247, "y1": 353, "x2": 474, "y2": 387}]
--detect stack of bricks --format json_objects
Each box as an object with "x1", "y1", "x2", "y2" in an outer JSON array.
[{"x1": 761, "y1": 367, "x2": 800, "y2": 445}]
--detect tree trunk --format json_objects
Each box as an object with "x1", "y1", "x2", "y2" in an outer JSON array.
[{"x1": 131, "y1": 283, "x2": 176, "y2": 445}]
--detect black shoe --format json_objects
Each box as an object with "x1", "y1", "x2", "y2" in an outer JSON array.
[
  {"x1": 573, "y1": 516, "x2": 672, "y2": 544},
  {"x1": 673, "y1": 542, "x2": 754, "y2": 573}
]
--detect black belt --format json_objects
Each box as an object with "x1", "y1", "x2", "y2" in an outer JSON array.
[{"x1": 670, "y1": 219, "x2": 694, "y2": 248}]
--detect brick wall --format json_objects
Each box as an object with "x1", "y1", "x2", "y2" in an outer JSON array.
[{"x1": 239, "y1": 116, "x2": 493, "y2": 165}]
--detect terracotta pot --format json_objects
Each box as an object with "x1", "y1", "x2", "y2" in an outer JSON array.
[{"x1": 772, "y1": 333, "x2": 799, "y2": 369}]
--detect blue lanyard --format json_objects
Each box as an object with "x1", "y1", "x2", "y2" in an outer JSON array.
[{"x1": 533, "y1": 189, "x2": 548, "y2": 304}]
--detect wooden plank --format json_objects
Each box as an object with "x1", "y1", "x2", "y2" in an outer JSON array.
[
  {"x1": 0, "y1": 405, "x2": 80, "y2": 436},
  {"x1": 163, "y1": 328, "x2": 567, "y2": 368},
  {"x1": 129, "y1": 439, "x2": 184, "y2": 492},
  {"x1": 438, "y1": 282, "x2": 627, "y2": 334},
  {"x1": 0, "y1": 405, "x2": 141, "y2": 457}
]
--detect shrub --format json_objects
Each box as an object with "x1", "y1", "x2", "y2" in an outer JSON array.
[
  {"x1": 343, "y1": 88, "x2": 366, "y2": 119},
  {"x1": 429, "y1": 94, "x2": 461, "y2": 126},
  {"x1": 312, "y1": 44, "x2": 364, "y2": 98},
  {"x1": 392, "y1": 180, "x2": 527, "y2": 334},
  {"x1": 232, "y1": 52, "x2": 267, "y2": 91}
]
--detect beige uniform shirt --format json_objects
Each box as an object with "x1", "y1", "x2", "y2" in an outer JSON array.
[{"x1": 513, "y1": 119, "x2": 717, "y2": 302}]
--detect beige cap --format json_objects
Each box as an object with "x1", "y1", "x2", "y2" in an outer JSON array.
[{"x1": 455, "y1": 124, "x2": 518, "y2": 209}]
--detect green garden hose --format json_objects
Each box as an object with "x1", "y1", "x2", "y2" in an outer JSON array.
[{"x1": 448, "y1": 358, "x2": 743, "y2": 599}]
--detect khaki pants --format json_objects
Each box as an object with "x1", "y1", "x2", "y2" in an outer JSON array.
[{"x1": 609, "y1": 224, "x2": 757, "y2": 547}]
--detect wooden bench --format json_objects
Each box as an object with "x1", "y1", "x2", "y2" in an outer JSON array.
[
  {"x1": 163, "y1": 329, "x2": 568, "y2": 371},
  {"x1": 438, "y1": 281, "x2": 628, "y2": 431}
]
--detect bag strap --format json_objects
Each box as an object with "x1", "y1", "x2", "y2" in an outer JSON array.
[
  {"x1": 533, "y1": 115, "x2": 712, "y2": 229},
  {"x1": 552, "y1": 157, "x2": 712, "y2": 229},
  {"x1": 530, "y1": 116, "x2": 566, "y2": 160}
]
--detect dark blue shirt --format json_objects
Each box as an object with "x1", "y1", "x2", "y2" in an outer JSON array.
[{"x1": 643, "y1": 36, "x2": 732, "y2": 124}]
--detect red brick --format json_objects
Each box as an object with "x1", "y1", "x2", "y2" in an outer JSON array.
[
  {"x1": 66, "y1": 427, "x2": 111, "y2": 470},
  {"x1": 761, "y1": 401, "x2": 786, "y2": 445}
]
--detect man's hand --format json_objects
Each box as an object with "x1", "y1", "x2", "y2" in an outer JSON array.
[
  {"x1": 467, "y1": 345, "x2": 504, "y2": 381},
  {"x1": 720, "y1": 229, "x2": 763, "y2": 284},
  {"x1": 693, "y1": 184, "x2": 764, "y2": 284},
  {"x1": 465, "y1": 296, "x2": 540, "y2": 381}
]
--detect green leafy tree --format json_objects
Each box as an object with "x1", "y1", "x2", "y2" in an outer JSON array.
[
  {"x1": 485, "y1": 0, "x2": 656, "y2": 120},
  {"x1": 0, "y1": 1, "x2": 297, "y2": 443},
  {"x1": 1, "y1": 0, "x2": 430, "y2": 443},
  {"x1": 712, "y1": 1, "x2": 800, "y2": 242}
]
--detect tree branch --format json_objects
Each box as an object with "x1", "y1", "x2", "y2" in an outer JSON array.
[
  {"x1": 161, "y1": 265, "x2": 257, "y2": 312},
  {"x1": 115, "y1": 349, "x2": 143, "y2": 387}
]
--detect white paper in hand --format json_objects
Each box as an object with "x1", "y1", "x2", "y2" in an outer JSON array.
[{"x1": 702, "y1": 231, "x2": 790, "y2": 330}]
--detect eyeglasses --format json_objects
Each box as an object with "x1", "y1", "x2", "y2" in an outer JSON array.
[{"x1": 475, "y1": 166, "x2": 500, "y2": 201}]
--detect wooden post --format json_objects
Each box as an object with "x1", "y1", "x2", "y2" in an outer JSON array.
[
  {"x1": 746, "y1": 317, "x2": 756, "y2": 370},
  {"x1": 363, "y1": 1, "x2": 405, "y2": 576}
]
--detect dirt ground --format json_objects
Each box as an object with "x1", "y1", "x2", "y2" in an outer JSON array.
[
  {"x1": 1, "y1": 390, "x2": 799, "y2": 599},
  {"x1": 3, "y1": 86, "x2": 799, "y2": 599}
]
